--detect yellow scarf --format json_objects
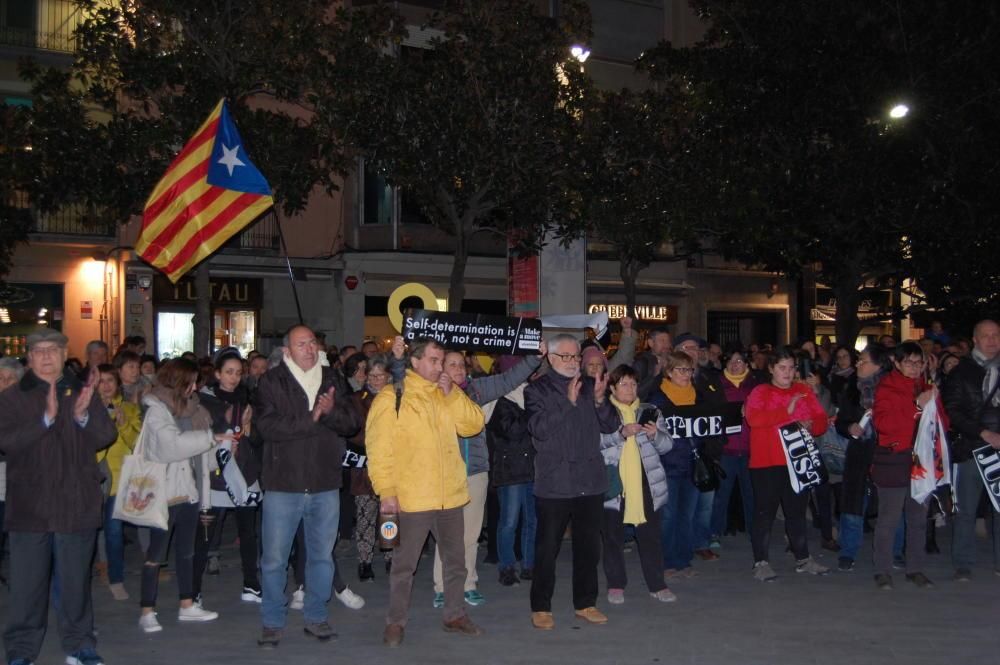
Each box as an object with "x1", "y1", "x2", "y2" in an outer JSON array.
[
  {"x1": 724, "y1": 368, "x2": 750, "y2": 388},
  {"x1": 610, "y1": 395, "x2": 646, "y2": 526},
  {"x1": 660, "y1": 378, "x2": 696, "y2": 406}
]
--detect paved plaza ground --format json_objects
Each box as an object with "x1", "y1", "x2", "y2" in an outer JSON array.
[{"x1": 6, "y1": 517, "x2": 998, "y2": 665}]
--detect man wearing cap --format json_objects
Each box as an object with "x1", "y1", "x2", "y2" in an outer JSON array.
[{"x1": 0, "y1": 328, "x2": 116, "y2": 665}]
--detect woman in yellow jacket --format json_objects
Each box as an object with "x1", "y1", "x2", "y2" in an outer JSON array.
[{"x1": 96, "y1": 363, "x2": 141, "y2": 600}]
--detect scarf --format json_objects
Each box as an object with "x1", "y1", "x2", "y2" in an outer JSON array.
[
  {"x1": 972, "y1": 348, "x2": 1000, "y2": 407},
  {"x1": 284, "y1": 356, "x2": 323, "y2": 409},
  {"x1": 150, "y1": 385, "x2": 212, "y2": 430},
  {"x1": 610, "y1": 395, "x2": 646, "y2": 526},
  {"x1": 857, "y1": 372, "x2": 883, "y2": 411},
  {"x1": 661, "y1": 378, "x2": 696, "y2": 406},
  {"x1": 724, "y1": 368, "x2": 750, "y2": 388},
  {"x1": 830, "y1": 365, "x2": 855, "y2": 379},
  {"x1": 504, "y1": 382, "x2": 527, "y2": 409}
]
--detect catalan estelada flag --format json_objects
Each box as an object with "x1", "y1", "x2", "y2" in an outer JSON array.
[{"x1": 136, "y1": 99, "x2": 274, "y2": 282}]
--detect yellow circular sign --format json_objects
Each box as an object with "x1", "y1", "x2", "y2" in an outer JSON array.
[{"x1": 387, "y1": 282, "x2": 440, "y2": 332}]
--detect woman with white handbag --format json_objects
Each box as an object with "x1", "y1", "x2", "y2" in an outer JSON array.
[{"x1": 132, "y1": 359, "x2": 236, "y2": 633}]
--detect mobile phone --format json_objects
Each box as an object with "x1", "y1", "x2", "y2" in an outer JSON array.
[{"x1": 638, "y1": 408, "x2": 657, "y2": 425}]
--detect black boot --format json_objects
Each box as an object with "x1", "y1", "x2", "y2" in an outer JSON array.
[{"x1": 359, "y1": 562, "x2": 375, "y2": 581}]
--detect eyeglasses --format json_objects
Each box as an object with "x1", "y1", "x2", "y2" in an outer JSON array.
[
  {"x1": 670, "y1": 367, "x2": 695, "y2": 375},
  {"x1": 30, "y1": 345, "x2": 62, "y2": 356},
  {"x1": 901, "y1": 359, "x2": 925, "y2": 368},
  {"x1": 550, "y1": 353, "x2": 582, "y2": 362},
  {"x1": 728, "y1": 358, "x2": 746, "y2": 365},
  {"x1": 368, "y1": 372, "x2": 389, "y2": 381}
]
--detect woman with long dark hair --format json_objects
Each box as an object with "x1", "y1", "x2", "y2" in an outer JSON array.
[{"x1": 137, "y1": 359, "x2": 235, "y2": 633}]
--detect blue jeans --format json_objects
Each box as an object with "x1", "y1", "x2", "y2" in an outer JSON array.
[
  {"x1": 711, "y1": 454, "x2": 753, "y2": 538},
  {"x1": 103, "y1": 496, "x2": 125, "y2": 584},
  {"x1": 694, "y1": 489, "x2": 715, "y2": 550},
  {"x1": 661, "y1": 477, "x2": 699, "y2": 569},
  {"x1": 497, "y1": 482, "x2": 536, "y2": 570},
  {"x1": 952, "y1": 458, "x2": 1000, "y2": 571},
  {"x1": 261, "y1": 490, "x2": 339, "y2": 628},
  {"x1": 839, "y1": 492, "x2": 905, "y2": 562}
]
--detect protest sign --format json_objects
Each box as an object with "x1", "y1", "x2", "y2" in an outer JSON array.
[
  {"x1": 973, "y1": 445, "x2": 1000, "y2": 512},
  {"x1": 402, "y1": 309, "x2": 543, "y2": 355},
  {"x1": 778, "y1": 423, "x2": 828, "y2": 493},
  {"x1": 657, "y1": 402, "x2": 744, "y2": 438}
]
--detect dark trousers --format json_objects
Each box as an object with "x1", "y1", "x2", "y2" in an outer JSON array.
[
  {"x1": 387, "y1": 507, "x2": 466, "y2": 626},
  {"x1": 811, "y1": 483, "x2": 835, "y2": 541},
  {"x1": 531, "y1": 494, "x2": 603, "y2": 612},
  {"x1": 750, "y1": 466, "x2": 810, "y2": 563},
  {"x1": 602, "y1": 477, "x2": 666, "y2": 593},
  {"x1": 192, "y1": 505, "x2": 260, "y2": 596},
  {"x1": 0, "y1": 500, "x2": 6, "y2": 568},
  {"x1": 874, "y1": 485, "x2": 927, "y2": 575},
  {"x1": 141, "y1": 502, "x2": 198, "y2": 607},
  {"x1": 4, "y1": 529, "x2": 97, "y2": 662},
  {"x1": 485, "y1": 484, "x2": 500, "y2": 562}
]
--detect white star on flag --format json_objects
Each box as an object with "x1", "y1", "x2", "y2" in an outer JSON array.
[{"x1": 218, "y1": 144, "x2": 246, "y2": 176}]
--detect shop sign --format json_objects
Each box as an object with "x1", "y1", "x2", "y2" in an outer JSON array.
[
  {"x1": 153, "y1": 276, "x2": 262, "y2": 307},
  {"x1": 587, "y1": 303, "x2": 678, "y2": 323}
]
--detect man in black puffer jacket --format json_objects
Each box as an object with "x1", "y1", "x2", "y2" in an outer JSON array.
[
  {"x1": 525, "y1": 333, "x2": 619, "y2": 630},
  {"x1": 943, "y1": 319, "x2": 1000, "y2": 581}
]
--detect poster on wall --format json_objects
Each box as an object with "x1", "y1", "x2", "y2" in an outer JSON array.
[{"x1": 402, "y1": 309, "x2": 543, "y2": 355}]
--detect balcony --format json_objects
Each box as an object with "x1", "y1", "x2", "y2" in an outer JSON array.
[
  {"x1": 223, "y1": 209, "x2": 281, "y2": 254},
  {"x1": 9, "y1": 193, "x2": 115, "y2": 237},
  {"x1": 0, "y1": 0, "x2": 81, "y2": 54}
]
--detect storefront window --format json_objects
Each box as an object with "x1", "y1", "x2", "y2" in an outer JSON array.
[
  {"x1": 0, "y1": 283, "x2": 63, "y2": 357},
  {"x1": 215, "y1": 309, "x2": 256, "y2": 357},
  {"x1": 157, "y1": 311, "x2": 194, "y2": 359}
]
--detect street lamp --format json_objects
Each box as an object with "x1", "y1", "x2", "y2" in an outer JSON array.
[
  {"x1": 889, "y1": 104, "x2": 909, "y2": 119},
  {"x1": 570, "y1": 45, "x2": 591, "y2": 63}
]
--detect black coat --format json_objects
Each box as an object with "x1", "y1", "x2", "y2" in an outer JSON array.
[
  {"x1": 0, "y1": 369, "x2": 116, "y2": 532},
  {"x1": 488, "y1": 396, "x2": 534, "y2": 486},
  {"x1": 254, "y1": 362, "x2": 362, "y2": 493},
  {"x1": 525, "y1": 372, "x2": 620, "y2": 499},
  {"x1": 198, "y1": 384, "x2": 262, "y2": 488},
  {"x1": 942, "y1": 356, "x2": 1000, "y2": 463},
  {"x1": 834, "y1": 374, "x2": 878, "y2": 516}
]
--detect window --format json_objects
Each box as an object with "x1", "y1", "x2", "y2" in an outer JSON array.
[{"x1": 362, "y1": 163, "x2": 392, "y2": 226}]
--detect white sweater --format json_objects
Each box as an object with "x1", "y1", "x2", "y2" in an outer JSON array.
[{"x1": 140, "y1": 395, "x2": 215, "y2": 506}]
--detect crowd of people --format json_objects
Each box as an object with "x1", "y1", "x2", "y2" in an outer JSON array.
[{"x1": 1, "y1": 316, "x2": 998, "y2": 664}]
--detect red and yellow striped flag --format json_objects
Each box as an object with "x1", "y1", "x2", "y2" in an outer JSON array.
[{"x1": 136, "y1": 100, "x2": 274, "y2": 283}]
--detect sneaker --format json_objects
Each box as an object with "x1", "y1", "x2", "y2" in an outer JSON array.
[
  {"x1": 607, "y1": 588, "x2": 625, "y2": 605},
  {"x1": 109, "y1": 582, "x2": 129, "y2": 601},
  {"x1": 837, "y1": 558, "x2": 855, "y2": 572},
  {"x1": 206, "y1": 555, "x2": 221, "y2": 575},
  {"x1": 241, "y1": 586, "x2": 262, "y2": 603},
  {"x1": 874, "y1": 573, "x2": 893, "y2": 590},
  {"x1": 892, "y1": 555, "x2": 905, "y2": 570},
  {"x1": 303, "y1": 621, "x2": 337, "y2": 642},
  {"x1": 432, "y1": 591, "x2": 445, "y2": 609},
  {"x1": 531, "y1": 611, "x2": 554, "y2": 630},
  {"x1": 289, "y1": 585, "x2": 305, "y2": 610},
  {"x1": 443, "y1": 614, "x2": 484, "y2": 635},
  {"x1": 383, "y1": 623, "x2": 404, "y2": 647},
  {"x1": 258, "y1": 626, "x2": 282, "y2": 648},
  {"x1": 906, "y1": 572, "x2": 934, "y2": 588},
  {"x1": 358, "y1": 562, "x2": 375, "y2": 582},
  {"x1": 178, "y1": 604, "x2": 219, "y2": 622},
  {"x1": 753, "y1": 560, "x2": 777, "y2": 582},
  {"x1": 694, "y1": 549, "x2": 720, "y2": 561},
  {"x1": 464, "y1": 589, "x2": 486, "y2": 606},
  {"x1": 66, "y1": 648, "x2": 105, "y2": 665},
  {"x1": 498, "y1": 567, "x2": 520, "y2": 587},
  {"x1": 519, "y1": 568, "x2": 533, "y2": 581},
  {"x1": 953, "y1": 568, "x2": 972, "y2": 582},
  {"x1": 138, "y1": 612, "x2": 163, "y2": 633},
  {"x1": 574, "y1": 607, "x2": 608, "y2": 624},
  {"x1": 335, "y1": 586, "x2": 365, "y2": 610},
  {"x1": 708, "y1": 537, "x2": 722, "y2": 551},
  {"x1": 650, "y1": 588, "x2": 677, "y2": 603},
  {"x1": 795, "y1": 557, "x2": 829, "y2": 575},
  {"x1": 663, "y1": 568, "x2": 682, "y2": 580}
]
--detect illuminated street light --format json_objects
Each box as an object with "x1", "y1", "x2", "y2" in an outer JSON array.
[
  {"x1": 570, "y1": 45, "x2": 591, "y2": 63},
  {"x1": 889, "y1": 104, "x2": 909, "y2": 119}
]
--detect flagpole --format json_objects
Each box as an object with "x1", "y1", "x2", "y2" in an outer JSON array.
[{"x1": 274, "y1": 212, "x2": 305, "y2": 325}]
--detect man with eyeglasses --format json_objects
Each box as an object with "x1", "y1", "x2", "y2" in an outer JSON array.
[
  {"x1": 943, "y1": 319, "x2": 1000, "y2": 581},
  {"x1": 525, "y1": 333, "x2": 619, "y2": 630},
  {"x1": 0, "y1": 328, "x2": 116, "y2": 665}
]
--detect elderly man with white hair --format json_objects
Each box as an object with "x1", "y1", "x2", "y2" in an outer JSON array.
[{"x1": 525, "y1": 333, "x2": 620, "y2": 630}]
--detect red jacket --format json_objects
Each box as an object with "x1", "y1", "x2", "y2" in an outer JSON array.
[
  {"x1": 873, "y1": 370, "x2": 949, "y2": 453},
  {"x1": 746, "y1": 383, "x2": 828, "y2": 469}
]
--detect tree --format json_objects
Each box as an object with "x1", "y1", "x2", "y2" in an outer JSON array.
[
  {"x1": 20, "y1": 0, "x2": 392, "y2": 353},
  {"x1": 640, "y1": 1, "x2": 943, "y2": 344},
  {"x1": 0, "y1": 103, "x2": 32, "y2": 286},
  {"x1": 316, "y1": 0, "x2": 592, "y2": 311},
  {"x1": 576, "y1": 87, "x2": 697, "y2": 318}
]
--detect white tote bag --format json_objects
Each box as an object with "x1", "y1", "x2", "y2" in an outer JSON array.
[{"x1": 112, "y1": 423, "x2": 169, "y2": 530}]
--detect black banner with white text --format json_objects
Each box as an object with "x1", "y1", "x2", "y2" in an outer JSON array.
[
  {"x1": 658, "y1": 402, "x2": 744, "y2": 438},
  {"x1": 779, "y1": 423, "x2": 828, "y2": 494},
  {"x1": 402, "y1": 309, "x2": 543, "y2": 355},
  {"x1": 973, "y1": 445, "x2": 1000, "y2": 512}
]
